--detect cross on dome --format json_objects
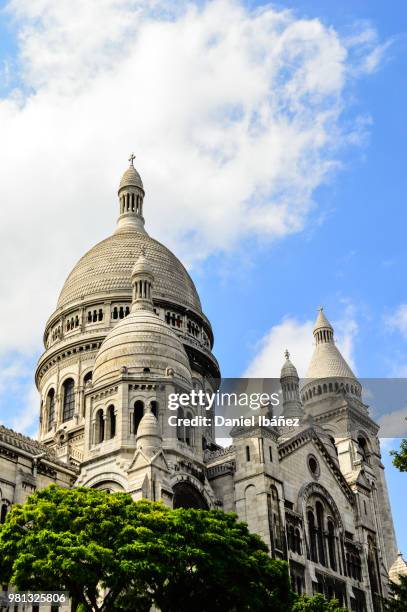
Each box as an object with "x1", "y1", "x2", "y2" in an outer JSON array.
[{"x1": 128, "y1": 153, "x2": 136, "y2": 166}]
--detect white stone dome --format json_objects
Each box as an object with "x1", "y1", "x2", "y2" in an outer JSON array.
[
  {"x1": 92, "y1": 308, "x2": 192, "y2": 386},
  {"x1": 389, "y1": 551, "x2": 407, "y2": 584},
  {"x1": 305, "y1": 309, "x2": 356, "y2": 380},
  {"x1": 56, "y1": 230, "x2": 202, "y2": 312},
  {"x1": 119, "y1": 164, "x2": 143, "y2": 191},
  {"x1": 281, "y1": 351, "x2": 298, "y2": 379},
  {"x1": 305, "y1": 342, "x2": 356, "y2": 380}
]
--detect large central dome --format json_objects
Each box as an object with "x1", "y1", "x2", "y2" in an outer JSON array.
[{"x1": 57, "y1": 230, "x2": 202, "y2": 312}]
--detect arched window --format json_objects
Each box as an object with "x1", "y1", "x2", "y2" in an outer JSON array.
[
  {"x1": 0, "y1": 503, "x2": 8, "y2": 524},
  {"x1": 367, "y1": 536, "x2": 380, "y2": 596},
  {"x1": 287, "y1": 524, "x2": 295, "y2": 551},
  {"x1": 83, "y1": 371, "x2": 92, "y2": 386},
  {"x1": 246, "y1": 445, "x2": 251, "y2": 461},
  {"x1": 107, "y1": 405, "x2": 116, "y2": 439},
  {"x1": 133, "y1": 401, "x2": 144, "y2": 435},
  {"x1": 294, "y1": 528, "x2": 302, "y2": 555},
  {"x1": 185, "y1": 412, "x2": 193, "y2": 446},
  {"x1": 177, "y1": 407, "x2": 184, "y2": 442},
  {"x1": 307, "y1": 510, "x2": 318, "y2": 562},
  {"x1": 358, "y1": 436, "x2": 368, "y2": 463},
  {"x1": 46, "y1": 388, "x2": 55, "y2": 431},
  {"x1": 327, "y1": 519, "x2": 337, "y2": 570},
  {"x1": 96, "y1": 409, "x2": 104, "y2": 443},
  {"x1": 62, "y1": 378, "x2": 75, "y2": 422},
  {"x1": 151, "y1": 401, "x2": 158, "y2": 418},
  {"x1": 316, "y1": 501, "x2": 326, "y2": 566}
]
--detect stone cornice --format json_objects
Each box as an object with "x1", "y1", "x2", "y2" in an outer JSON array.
[
  {"x1": 230, "y1": 425, "x2": 279, "y2": 441},
  {"x1": 0, "y1": 425, "x2": 78, "y2": 475},
  {"x1": 312, "y1": 403, "x2": 379, "y2": 434}
]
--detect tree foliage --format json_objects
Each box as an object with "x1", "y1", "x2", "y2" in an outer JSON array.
[
  {"x1": 390, "y1": 439, "x2": 407, "y2": 472},
  {"x1": 0, "y1": 485, "x2": 292, "y2": 612},
  {"x1": 292, "y1": 594, "x2": 349, "y2": 612},
  {"x1": 383, "y1": 575, "x2": 407, "y2": 612}
]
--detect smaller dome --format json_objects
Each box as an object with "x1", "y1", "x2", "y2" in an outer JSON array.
[
  {"x1": 389, "y1": 551, "x2": 407, "y2": 584},
  {"x1": 93, "y1": 309, "x2": 192, "y2": 387},
  {"x1": 281, "y1": 350, "x2": 298, "y2": 379},
  {"x1": 119, "y1": 162, "x2": 144, "y2": 192}
]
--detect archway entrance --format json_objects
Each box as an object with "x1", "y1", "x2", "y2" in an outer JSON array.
[{"x1": 173, "y1": 482, "x2": 208, "y2": 509}]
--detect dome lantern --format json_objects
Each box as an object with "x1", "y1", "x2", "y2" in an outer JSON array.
[
  {"x1": 116, "y1": 154, "x2": 146, "y2": 233},
  {"x1": 131, "y1": 249, "x2": 154, "y2": 312},
  {"x1": 313, "y1": 307, "x2": 334, "y2": 345}
]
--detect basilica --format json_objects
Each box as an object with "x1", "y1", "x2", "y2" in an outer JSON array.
[{"x1": 1, "y1": 158, "x2": 405, "y2": 611}]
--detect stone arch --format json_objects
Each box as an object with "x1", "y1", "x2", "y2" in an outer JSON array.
[
  {"x1": 171, "y1": 473, "x2": 214, "y2": 509},
  {"x1": 298, "y1": 481, "x2": 344, "y2": 530},
  {"x1": 83, "y1": 370, "x2": 93, "y2": 386},
  {"x1": 78, "y1": 472, "x2": 127, "y2": 491},
  {"x1": 172, "y1": 481, "x2": 208, "y2": 509}
]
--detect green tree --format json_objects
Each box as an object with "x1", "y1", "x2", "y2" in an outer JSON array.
[
  {"x1": 383, "y1": 575, "x2": 407, "y2": 612},
  {"x1": 292, "y1": 593, "x2": 349, "y2": 612},
  {"x1": 390, "y1": 439, "x2": 407, "y2": 472},
  {"x1": 0, "y1": 485, "x2": 292, "y2": 612}
]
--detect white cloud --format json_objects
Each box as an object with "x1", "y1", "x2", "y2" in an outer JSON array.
[
  {"x1": 376, "y1": 407, "x2": 407, "y2": 439},
  {"x1": 0, "y1": 357, "x2": 30, "y2": 394},
  {"x1": 386, "y1": 304, "x2": 407, "y2": 340},
  {"x1": 244, "y1": 317, "x2": 313, "y2": 378},
  {"x1": 8, "y1": 382, "x2": 39, "y2": 436},
  {"x1": 0, "y1": 0, "x2": 389, "y2": 357},
  {"x1": 0, "y1": 355, "x2": 39, "y2": 435},
  {"x1": 244, "y1": 308, "x2": 358, "y2": 378}
]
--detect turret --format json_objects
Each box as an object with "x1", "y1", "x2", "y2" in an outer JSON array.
[
  {"x1": 301, "y1": 307, "x2": 361, "y2": 405},
  {"x1": 280, "y1": 350, "x2": 303, "y2": 418},
  {"x1": 131, "y1": 249, "x2": 154, "y2": 312},
  {"x1": 116, "y1": 154, "x2": 146, "y2": 233},
  {"x1": 136, "y1": 406, "x2": 162, "y2": 457}
]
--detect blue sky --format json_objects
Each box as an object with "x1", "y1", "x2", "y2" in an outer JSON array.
[{"x1": 0, "y1": 0, "x2": 406, "y2": 556}]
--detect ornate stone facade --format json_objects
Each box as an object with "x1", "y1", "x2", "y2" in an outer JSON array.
[{"x1": 1, "y1": 158, "x2": 402, "y2": 611}]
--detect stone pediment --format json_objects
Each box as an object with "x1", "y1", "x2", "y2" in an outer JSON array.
[
  {"x1": 127, "y1": 448, "x2": 169, "y2": 473},
  {"x1": 279, "y1": 426, "x2": 355, "y2": 506}
]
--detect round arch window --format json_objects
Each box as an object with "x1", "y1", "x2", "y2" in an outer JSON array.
[{"x1": 308, "y1": 454, "x2": 320, "y2": 479}]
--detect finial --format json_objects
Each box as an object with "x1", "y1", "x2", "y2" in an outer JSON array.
[
  {"x1": 284, "y1": 349, "x2": 290, "y2": 360},
  {"x1": 318, "y1": 306, "x2": 323, "y2": 312},
  {"x1": 128, "y1": 153, "x2": 136, "y2": 166}
]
